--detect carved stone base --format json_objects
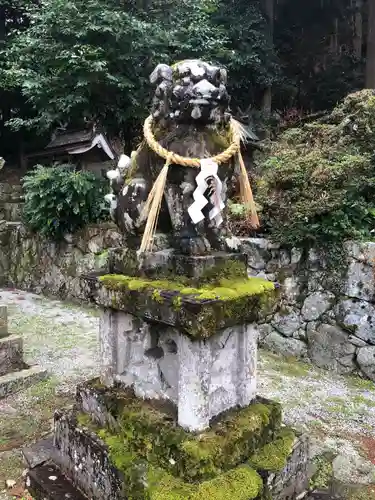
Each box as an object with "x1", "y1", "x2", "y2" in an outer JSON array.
[
  {"x1": 24, "y1": 380, "x2": 310, "y2": 500},
  {"x1": 99, "y1": 309, "x2": 258, "y2": 431}
]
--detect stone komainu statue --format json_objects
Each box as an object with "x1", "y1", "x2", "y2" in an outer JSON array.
[{"x1": 105, "y1": 60, "x2": 258, "y2": 255}]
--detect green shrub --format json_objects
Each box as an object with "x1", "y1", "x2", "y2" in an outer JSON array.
[
  {"x1": 255, "y1": 89, "x2": 375, "y2": 248},
  {"x1": 23, "y1": 164, "x2": 109, "y2": 240}
]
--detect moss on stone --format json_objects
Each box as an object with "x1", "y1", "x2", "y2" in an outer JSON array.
[
  {"x1": 147, "y1": 467, "x2": 195, "y2": 499},
  {"x1": 151, "y1": 289, "x2": 165, "y2": 303},
  {"x1": 192, "y1": 466, "x2": 262, "y2": 500},
  {"x1": 97, "y1": 274, "x2": 276, "y2": 338},
  {"x1": 79, "y1": 382, "x2": 281, "y2": 484},
  {"x1": 98, "y1": 274, "x2": 274, "y2": 302},
  {"x1": 140, "y1": 464, "x2": 262, "y2": 500},
  {"x1": 309, "y1": 454, "x2": 334, "y2": 490},
  {"x1": 198, "y1": 260, "x2": 248, "y2": 285},
  {"x1": 247, "y1": 428, "x2": 295, "y2": 472}
]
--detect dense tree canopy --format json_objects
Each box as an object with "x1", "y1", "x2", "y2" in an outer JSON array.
[
  {"x1": 5, "y1": 0, "x2": 275, "y2": 141},
  {"x1": 0, "y1": 0, "x2": 374, "y2": 157}
]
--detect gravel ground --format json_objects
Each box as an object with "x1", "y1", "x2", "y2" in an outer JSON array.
[{"x1": 0, "y1": 288, "x2": 374, "y2": 498}]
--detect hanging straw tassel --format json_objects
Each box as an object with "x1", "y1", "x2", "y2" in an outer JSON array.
[
  {"x1": 238, "y1": 151, "x2": 260, "y2": 229},
  {"x1": 139, "y1": 154, "x2": 172, "y2": 253}
]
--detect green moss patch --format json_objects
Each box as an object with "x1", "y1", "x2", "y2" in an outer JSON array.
[
  {"x1": 309, "y1": 454, "x2": 334, "y2": 490},
  {"x1": 133, "y1": 463, "x2": 262, "y2": 500},
  {"x1": 248, "y1": 428, "x2": 296, "y2": 472},
  {"x1": 78, "y1": 417, "x2": 264, "y2": 499},
  {"x1": 99, "y1": 273, "x2": 274, "y2": 302},
  {"x1": 78, "y1": 380, "x2": 281, "y2": 483},
  {"x1": 96, "y1": 274, "x2": 276, "y2": 338}
]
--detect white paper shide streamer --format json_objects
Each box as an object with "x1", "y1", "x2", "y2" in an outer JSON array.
[{"x1": 188, "y1": 159, "x2": 225, "y2": 226}]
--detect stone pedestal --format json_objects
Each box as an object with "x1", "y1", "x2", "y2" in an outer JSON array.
[
  {"x1": 0, "y1": 305, "x2": 47, "y2": 398},
  {"x1": 23, "y1": 250, "x2": 310, "y2": 500},
  {"x1": 100, "y1": 309, "x2": 257, "y2": 431},
  {"x1": 0, "y1": 305, "x2": 8, "y2": 337}
]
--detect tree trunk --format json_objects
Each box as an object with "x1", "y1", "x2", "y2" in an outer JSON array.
[
  {"x1": 0, "y1": 5, "x2": 5, "y2": 43},
  {"x1": 262, "y1": 0, "x2": 274, "y2": 117},
  {"x1": 354, "y1": 0, "x2": 363, "y2": 58},
  {"x1": 366, "y1": 0, "x2": 375, "y2": 87}
]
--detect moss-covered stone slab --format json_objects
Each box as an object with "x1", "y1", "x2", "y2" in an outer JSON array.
[
  {"x1": 248, "y1": 430, "x2": 310, "y2": 499},
  {"x1": 86, "y1": 273, "x2": 276, "y2": 338},
  {"x1": 76, "y1": 379, "x2": 282, "y2": 483},
  {"x1": 55, "y1": 409, "x2": 264, "y2": 500}
]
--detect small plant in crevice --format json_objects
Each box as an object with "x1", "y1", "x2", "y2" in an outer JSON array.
[
  {"x1": 227, "y1": 201, "x2": 260, "y2": 237},
  {"x1": 22, "y1": 164, "x2": 109, "y2": 240}
]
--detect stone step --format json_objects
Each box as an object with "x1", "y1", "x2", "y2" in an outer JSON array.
[
  {"x1": 0, "y1": 366, "x2": 48, "y2": 399},
  {"x1": 27, "y1": 462, "x2": 88, "y2": 500},
  {"x1": 0, "y1": 334, "x2": 24, "y2": 376}
]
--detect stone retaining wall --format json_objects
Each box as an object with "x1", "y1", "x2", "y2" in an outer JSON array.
[
  {"x1": 242, "y1": 238, "x2": 375, "y2": 381},
  {"x1": 0, "y1": 221, "x2": 123, "y2": 300},
  {"x1": 0, "y1": 183, "x2": 24, "y2": 222},
  {"x1": 1, "y1": 222, "x2": 375, "y2": 380}
]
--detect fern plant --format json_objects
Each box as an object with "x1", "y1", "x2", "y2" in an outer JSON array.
[{"x1": 23, "y1": 164, "x2": 109, "y2": 240}]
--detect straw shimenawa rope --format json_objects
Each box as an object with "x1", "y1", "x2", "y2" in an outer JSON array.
[{"x1": 139, "y1": 115, "x2": 259, "y2": 253}]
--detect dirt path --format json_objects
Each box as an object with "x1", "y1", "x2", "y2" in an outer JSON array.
[{"x1": 0, "y1": 289, "x2": 374, "y2": 498}]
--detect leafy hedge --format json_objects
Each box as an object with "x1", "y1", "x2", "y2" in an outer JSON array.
[
  {"x1": 23, "y1": 165, "x2": 108, "y2": 240},
  {"x1": 255, "y1": 90, "x2": 375, "y2": 248}
]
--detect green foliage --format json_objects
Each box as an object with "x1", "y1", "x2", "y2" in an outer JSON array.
[
  {"x1": 4, "y1": 0, "x2": 276, "y2": 139},
  {"x1": 22, "y1": 164, "x2": 108, "y2": 239},
  {"x1": 0, "y1": 1, "x2": 38, "y2": 159},
  {"x1": 256, "y1": 90, "x2": 375, "y2": 248},
  {"x1": 213, "y1": 0, "x2": 279, "y2": 109}
]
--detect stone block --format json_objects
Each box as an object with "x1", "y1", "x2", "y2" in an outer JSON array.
[
  {"x1": 0, "y1": 305, "x2": 8, "y2": 337},
  {"x1": 0, "y1": 334, "x2": 23, "y2": 376},
  {"x1": 248, "y1": 431, "x2": 310, "y2": 499},
  {"x1": 241, "y1": 237, "x2": 271, "y2": 270},
  {"x1": 283, "y1": 276, "x2": 302, "y2": 303},
  {"x1": 306, "y1": 324, "x2": 356, "y2": 374},
  {"x1": 23, "y1": 437, "x2": 56, "y2": 469},
  {"x1": 345, "y1": 260, "x2": 375, "y2": 301},
  {"x1": 99, "y1": 309, "x2": 259, "y2": 431},
  {"x1": 357, "y1": 346, "x2": 375, "y2": 381},
  {"x1": 54, "y1": 395, "x2": 280, "y2": 499},
  {"x1": 302, "y1": 292, "x2": 335, "y2": 321},
  {"x1": 27, "y1": 462, "x2": 87, "y2": 500},
  {"x1": 91, "y1": 274, "x2": 276, "y2": 339},
  {"x1": 54, "y1": 411, "x2": 123, "y2": 500},
  {"x1": 335, "y1": 299, "x2": 375, "y2": 345},
  {"x1": 271, "y1": 307, "x2": 302, "y2": 337},
  {"x1": 261, "y1": 330, "x2": 308, "y2": 359},
  {"x1": 0, "y1": 366, "x2": 48, "y2": 399},
  {"x1": 108, "y1": 246, "x2": 248, "y2": 283}
]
